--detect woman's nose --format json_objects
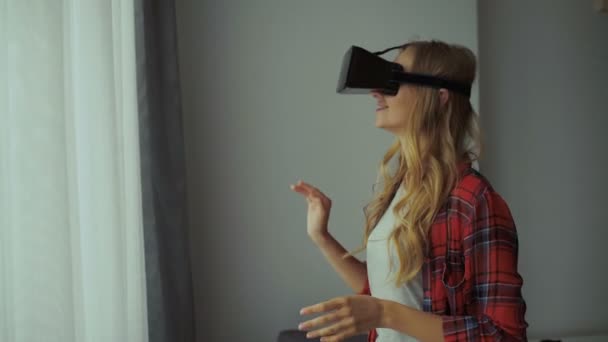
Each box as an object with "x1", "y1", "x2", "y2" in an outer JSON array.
[{"x1": 370, "y1": 90, "x2": 382, "y2": 100}]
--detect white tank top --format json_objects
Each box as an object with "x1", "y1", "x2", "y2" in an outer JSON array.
[{"x1": 366, "y1": 183, "x2": 422, "y2": 342}]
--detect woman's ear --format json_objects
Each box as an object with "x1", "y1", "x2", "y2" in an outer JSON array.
[{"x1": 439, "y1": 88, "x2": 450, "y2": 107}]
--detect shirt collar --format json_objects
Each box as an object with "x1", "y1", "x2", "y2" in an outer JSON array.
[{"x1": 458, "y1": 160, "x2": 473, "y2": 175}]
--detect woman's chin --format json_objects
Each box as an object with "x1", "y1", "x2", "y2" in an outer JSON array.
[
  {"x1": 374, "y1": 118, "x2": 387, "y2": 129},
  {"x1": 375, "y1": 121, "x2": 399, "y2": 134}
]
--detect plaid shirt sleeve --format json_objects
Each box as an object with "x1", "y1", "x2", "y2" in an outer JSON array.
[
  {"x1": 442, "y1": 188, "x2": 528, "y2": 341},
  {"x1": 356, "y1": 263, "x2": 370, "y2": 296}
]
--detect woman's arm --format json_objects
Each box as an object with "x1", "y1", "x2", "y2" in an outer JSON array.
[
  {"x1": 313, "y1": 233, "x2": 368, "y2": 294},
  {"x1": 380, "y1": 301, "x2": 444, "y2": 342}
]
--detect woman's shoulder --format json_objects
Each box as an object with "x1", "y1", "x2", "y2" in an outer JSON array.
[
  {"x1": 452, "y1": 166, "x2": 491, "y2": 198},
  {"x1": 450, "y1": 166, "x2": 513, "y2": 221}
]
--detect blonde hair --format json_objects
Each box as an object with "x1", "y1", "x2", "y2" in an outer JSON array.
[{"x1": 344, "y1": 40, "x2": 481, "y2": 287}]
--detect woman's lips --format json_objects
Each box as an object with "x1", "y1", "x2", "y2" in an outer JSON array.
[{"x1": 376, "y1": 106, "x2": 388, "y2": 111}]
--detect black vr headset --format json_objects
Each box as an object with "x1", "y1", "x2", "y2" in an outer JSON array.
[{"x1": 337, "y1": 44, "x2": 471, "y2": 98}]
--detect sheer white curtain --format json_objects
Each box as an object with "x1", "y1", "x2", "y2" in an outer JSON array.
[{"x1": 0, "y1": 1, "x2": 148, "y2": 342}]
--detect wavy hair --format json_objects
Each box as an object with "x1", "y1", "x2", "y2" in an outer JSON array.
[{"x1": 344, "y1": 40, "x2": 481, "y2": 287}]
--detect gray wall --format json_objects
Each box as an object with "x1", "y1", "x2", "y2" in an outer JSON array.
[
  {"x1": 175, "y1": 1, "x2": 477, "y2": 341},
  {"x1": 478, "y1": 0, "x2": 608, "y2": 338}
]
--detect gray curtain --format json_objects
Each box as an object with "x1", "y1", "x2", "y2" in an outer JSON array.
[{"x1": 134, "y1": 0, "x2": 195, "y2": 341}]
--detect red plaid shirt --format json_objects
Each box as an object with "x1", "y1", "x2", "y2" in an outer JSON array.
[{"x1": 358, "y1": 162, "x2": 528, "y2": 341}]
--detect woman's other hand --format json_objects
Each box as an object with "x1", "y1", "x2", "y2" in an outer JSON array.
[{"x1": 298, "y1": 295, "x2": 386, "y2": 341}]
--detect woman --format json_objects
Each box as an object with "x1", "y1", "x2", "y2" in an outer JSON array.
[{"x1": 289, "y1": 40, "x2": 528, "y2": 342}]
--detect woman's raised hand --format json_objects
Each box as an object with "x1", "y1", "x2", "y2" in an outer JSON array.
[{"x1": 290, "y1": 180, "x2": 333, "y2": 243}]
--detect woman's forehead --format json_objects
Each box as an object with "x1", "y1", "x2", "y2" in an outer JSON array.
[{"x1": 393, "y1": 47, "x2": 415, "y2": 71}]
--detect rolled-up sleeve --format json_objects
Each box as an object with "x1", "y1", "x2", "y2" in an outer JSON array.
[
  {"x1": 442, "y1": 189, "x2": 528, "y2": 341},
  {"x1": 357, "y1": 262, "x2": 372, "y2": 296}
]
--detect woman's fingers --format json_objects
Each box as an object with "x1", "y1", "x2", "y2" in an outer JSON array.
[
  {"x1": 300, "y1": 183, "x2": 327, "y2": 201},
  {"x1": 290, "y1": 181, "x2": 324, "y2": 199},
  {"x1": 305, "y1": 317, "x2": 354, "y2": 340},
  {"x1": 290, "y1": 181, "x2": 307, "y2": 193},
  {"x1": 299, "y1": 306, "x2": 350, "y2": 331}
]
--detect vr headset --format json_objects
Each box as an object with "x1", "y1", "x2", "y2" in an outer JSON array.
[{"x1": 337, "y1": 43, "x2": 471, "y2": 98}]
